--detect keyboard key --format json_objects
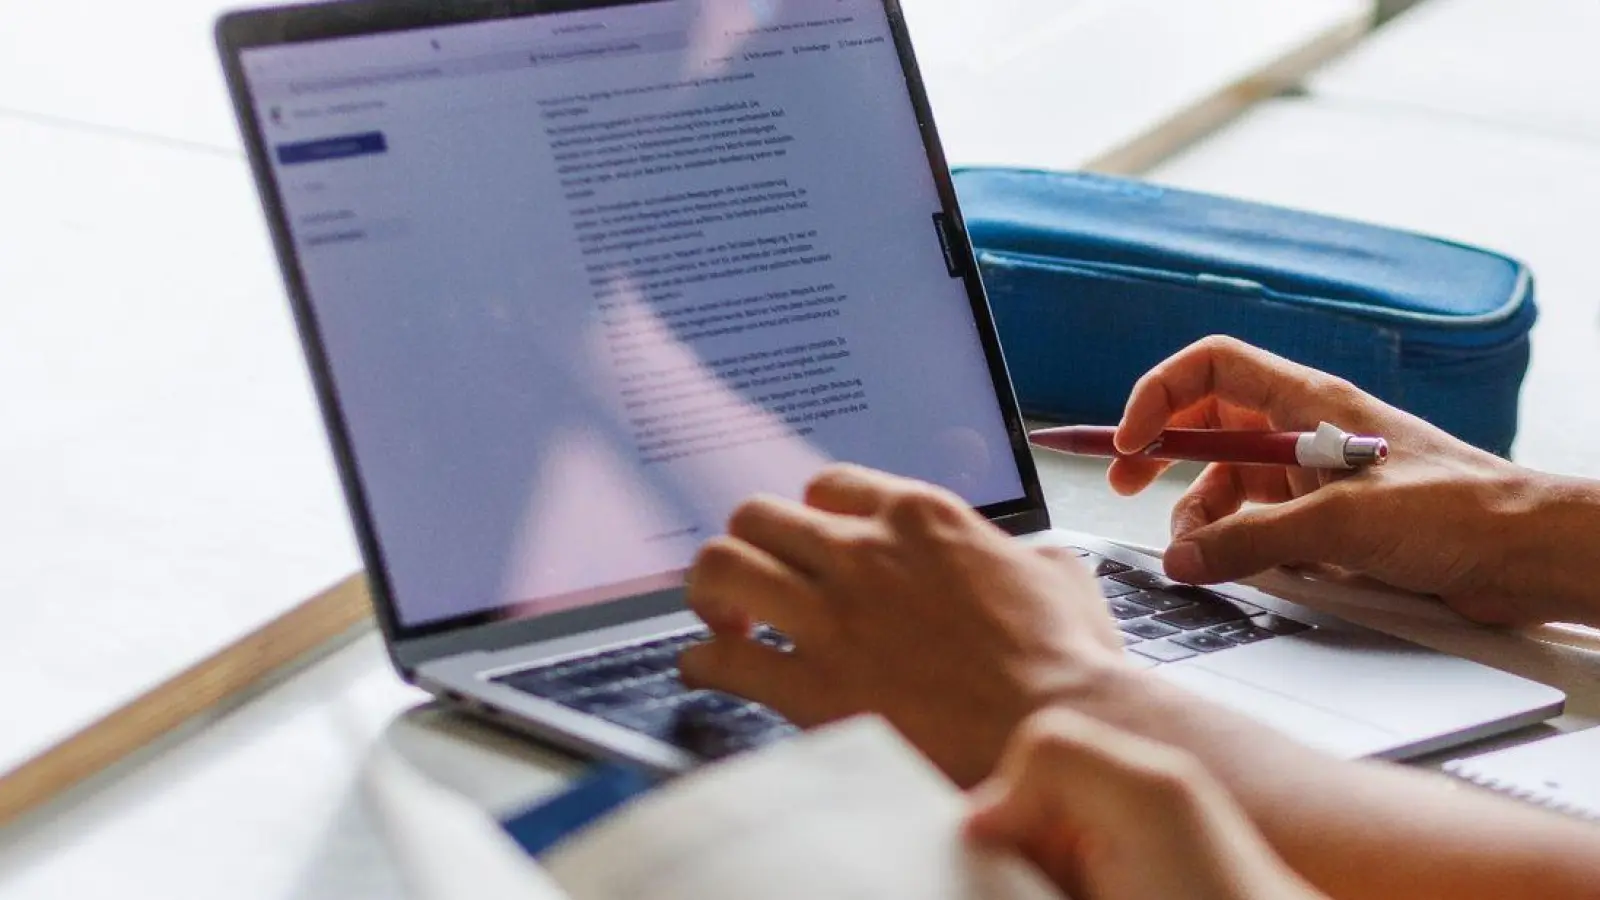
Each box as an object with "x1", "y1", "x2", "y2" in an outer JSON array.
[
  {"x1": 1219, "y1": 625, "x2": 1277, "y2": 645},
  {"x1": 496, "y1": 668, "x2": 580, "y2": 700},
  {"x1": 1123, "y1": 589, "x2": 1195, "y2": 613},
  {"x1": 1208, "y1": 620, "x2": 1255, "y2": 639},
  {"x1": 1252, "y1": 614, "x2": 1313, "y2": 635},
  {"x1": 676, "y1": 691, "x2": 750, "y2": 718},
  {"x1": 564, "y1": 665, "x2": 628, "y2": 690},
  {"x1": 1108, "y1": 597, "x2": 1156, "y2": 620},
  {"x1": 569, "y1": 687, "x2": 639, "y2": 711},
  {"x1": 629, "y1": 675, "x2": 683, "y2": 700},
  {"x1": 1123, "y1": 650, "x2": 1161, "y2": 670},
  {"x1": 1120, "y1": 632, "x2": 1144, "y2": 647},
  {"x1": 1088, "y1": 556, "x2": 1133, "y2": 577},
  {"x1": 1121, "y1": 618, "x2": 1180, "y2": 640},
  {"x1": 1098, "y1": 576, "x2": 1144, "y2": 599},
  {"x1": 616, "y1": 659, "x2": 662, "y2": 679},
  {"x1": 599, "y1": 704, "x2": 679, "y2": 738},
  {"x1": 1194, "y1": 591, "x2": 1264, "y2": 616},
  {"x1": 636, "y1": 647, "x2": 681, "y2": 666},
  {"x1": 1163, "y1": 585, "x2": 1264, "y2": 615},
  {"x1": 1172, "y1": 632, "x2": 1234, "y2": 654},
  {"x1": 1155, "y1": 603, "x2": 1248, "y2": 630},
  {"x1": 722, "y1": 706, "x2": 788, "y2": 736},
  {"x1": 1110, "y1": 569, "x2": 1178, "y2": 592},
  {"x1": 1207, "y1": 596, "x2": 1264, "y2": 617},
  {"x1": 1129, "y1": 639, "x2": 1198, "y2": 663}
]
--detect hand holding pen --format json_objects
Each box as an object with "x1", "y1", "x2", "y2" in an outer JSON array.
[{"x1": 1067, "y1": 337, "x2": 1592, "y2": 632}]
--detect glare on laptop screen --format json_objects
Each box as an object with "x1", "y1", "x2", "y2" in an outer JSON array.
[{"x1": 239, "y1": 0, "x2": 1027, "y2": 629}]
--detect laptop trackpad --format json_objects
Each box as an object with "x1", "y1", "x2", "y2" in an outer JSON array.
[{"x1": 1159, "y1": 663, "x2": 1399, "y2": 759}]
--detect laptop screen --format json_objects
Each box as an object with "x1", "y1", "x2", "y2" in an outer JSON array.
[{"x1": 237, "y1": 0, "x2": 1031, "y2": 632}]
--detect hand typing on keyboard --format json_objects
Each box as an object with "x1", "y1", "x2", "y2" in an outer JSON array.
[{"x1": 680, "y1": 463, "x2": 1132, "y2": 789}]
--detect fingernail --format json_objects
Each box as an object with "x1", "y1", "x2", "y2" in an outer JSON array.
[
  {"x1": 1165, "y1": 541, "x2": 1207, "y2": 582},
  {"x1": 1112, "y1": 426, "x2": 1138, "y2": 455}
]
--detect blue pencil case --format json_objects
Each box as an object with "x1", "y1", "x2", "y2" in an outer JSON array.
[{"x1": 953, "y1": 168, "x2": 1538, "y2": 457}]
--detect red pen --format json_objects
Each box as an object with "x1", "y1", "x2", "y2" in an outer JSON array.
[{"x1": 1030, "y1": 422, "x2": 1389, "y2": 470}]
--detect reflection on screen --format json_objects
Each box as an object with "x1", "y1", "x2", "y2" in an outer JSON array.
[{"x1": 241, "y1": 0, "x2": 1027, "y2": 628}]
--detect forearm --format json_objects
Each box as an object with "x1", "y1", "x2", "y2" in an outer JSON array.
[
  {"x1": 1079, "y1": 673, "x2": 1600, "y2": 900},
  {"x1": 1499, "y1": 473, "x2": 1600, "y2": 628}
]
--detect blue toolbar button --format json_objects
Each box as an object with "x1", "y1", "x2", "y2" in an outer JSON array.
[{"x1": 276, "y1": 132, "x2": 388, "y2": 165}]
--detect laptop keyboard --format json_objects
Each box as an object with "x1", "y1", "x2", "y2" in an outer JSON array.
[
  {"x1": 493, "y1": 627, "x2": 800, "y2": 761},
  {"x1": 492, "y1": 548, "x2": 1312, "y2": 760},
  {"x1": 1058, "y1": 546, "x2": 1315, "y2": 661}
]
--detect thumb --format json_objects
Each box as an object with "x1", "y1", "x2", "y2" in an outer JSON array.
[{"x1": 1165, "y1": 490, "x2": 1356, "y2": 585}]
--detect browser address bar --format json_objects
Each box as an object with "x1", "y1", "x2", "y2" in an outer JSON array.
[{"x1": 285, "y1": 32, "x2": 691, "y2": 96}]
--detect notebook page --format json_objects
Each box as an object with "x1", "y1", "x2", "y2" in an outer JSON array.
[
  {"x1": 1445, "y1": 729, "x2": 1600, "y2": 822},
  {"x1": 543, "y1": 717, "x2": 1063, "y2": 900}
]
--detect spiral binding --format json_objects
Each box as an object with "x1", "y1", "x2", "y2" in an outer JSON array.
[{"x1": 1444, "y1": 760, "x2": 1600, "y2": 824}]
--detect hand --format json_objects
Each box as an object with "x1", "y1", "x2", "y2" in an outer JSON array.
[
  {"x1": 1112, "y1": 336, "x2": 1573, "y2": 627},
  {"x1": 678, "y1": 464, "x2": 1132, "y2": 787},
  {"x1": 967, "y1": 708, "x2": 1327, "y2": 900}
]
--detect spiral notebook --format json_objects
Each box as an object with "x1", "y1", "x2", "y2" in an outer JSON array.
[{"x1": 1445, "y1": 729, "x2": 1600, "y2": 822}]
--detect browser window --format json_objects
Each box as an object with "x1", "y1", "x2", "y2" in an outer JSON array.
[{"x1": 241, "y1": 0, "x2": 1027, "y2": 629}]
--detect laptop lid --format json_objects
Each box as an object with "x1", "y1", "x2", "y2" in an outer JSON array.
[{"x1": 217, "y1": 0, "x2": 1050, "y2": 675}]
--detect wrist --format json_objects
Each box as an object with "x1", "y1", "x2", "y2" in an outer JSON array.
[
  {"x1": 1493, "y1": 472, "x2": 1600, "y2": 627},
  {"x1": 1056, "y1": 667, "x2": 1282, "y2": 768}
]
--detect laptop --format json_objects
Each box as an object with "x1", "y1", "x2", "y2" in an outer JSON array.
[{"x1": 216, "y1": 0, "x2": 1561, "y2": 774}]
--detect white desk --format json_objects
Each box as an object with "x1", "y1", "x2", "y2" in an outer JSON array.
[
  {"x1": 0, "y1": 0, "x2": 242, "y2": 150},
  {"x1": 0, "y1": 117, "x2": 361, "y2": 802},
  {"x1": 903, "y1": 0, "x2": 1372, "y2": 172},
  {"x1": 1312, "y1": 0, "x2": 1600, "y2": 146}
]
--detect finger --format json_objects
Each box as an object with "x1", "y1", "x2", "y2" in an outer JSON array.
[
  {"x1": 1106, "y1": 401, "x2": 1220, "y2": 496},
  {"x1": 726, "y1": 494, "x2": 843, "y2": 575},
  {"x1": 1110, "y1": 394, "x2": 1285, "y2": 497},
  {"x1": 965, "y1": 775, "x2": 1086, "y2": 893},
  {"x1": 1106, "y1": 457, "x2": 1178, "y2": 497},
  {"x1": 966, "y1": 709, "x2": 1104, "y2": 829},
  {"x1": 1116, "y1": 337, "x2": 1331, "y2": 454},
  {"x1": 966, "y1": 708, "x2": 1184, "y2": 845},
  {"x1": 687, "y1": 537, "x2": 824, "y2": 640},
  {"x1": 969, "y1": 710, "x2": 1310, "y2": 900},
  {"x1": 803, "y1": 463, "x2": 902, "y2": 516},
  {"x1": 1035, "y1": 545, "x2": 1089, "y2": 569},
  {"x1": 1169, "y1": 464, "x2": 1248, "y2": 540},
  {"x1": 1165, "y1": 487, "x2": 1360, "y2": 584},
  {"x1": 1168, "y1": 463, "x2": 1300, "y2": 542},
  {"x1": 678, "y1": 638, "x2": 820, "y2": 721}
]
